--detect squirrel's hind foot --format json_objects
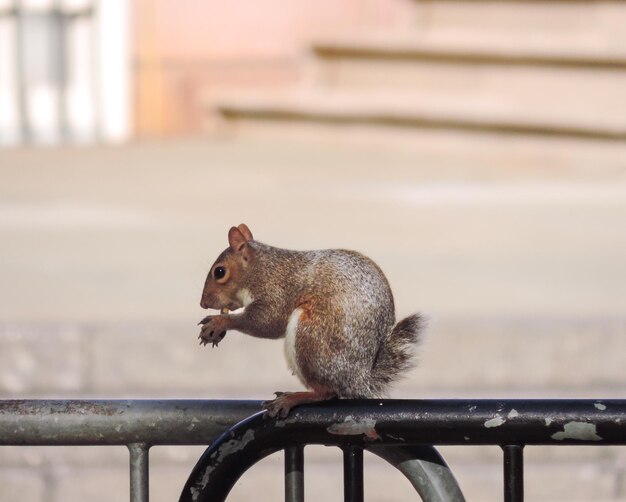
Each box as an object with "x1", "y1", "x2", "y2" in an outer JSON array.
[{"x1": 263, "y1": 390, "x2": 336, "y2": 418}]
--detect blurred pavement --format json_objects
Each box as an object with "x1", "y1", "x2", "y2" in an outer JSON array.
[{"x1": 1, "y1": 136, "x2": 625, "y2": 321}]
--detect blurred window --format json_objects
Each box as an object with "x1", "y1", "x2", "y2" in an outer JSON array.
[{"x1": 0, "y1": 0, "x2": 130, "y2": 146}]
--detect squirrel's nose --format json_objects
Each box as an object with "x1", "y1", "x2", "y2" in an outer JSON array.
[{"x1": 200, "y1": 299, "x2": 209, "y2": 309}]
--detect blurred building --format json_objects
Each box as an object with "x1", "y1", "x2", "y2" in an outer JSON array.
[
  {"x1": 133, "y1": 0, "x2": 419, "y2": 137},
  {"x1": 2, "y1": 0, "x2": 626, "y2": 145},
  {"x1": 135, "y1": 0, "x2": 626, "y2": 143}
]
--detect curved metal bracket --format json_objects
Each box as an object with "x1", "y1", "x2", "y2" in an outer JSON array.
[
  {"x1": 179, "y1": 406, "x2": 465, "y2": 502},
  {"x1": 368, "y1": 445, "x2": 465, "y2": 501}
]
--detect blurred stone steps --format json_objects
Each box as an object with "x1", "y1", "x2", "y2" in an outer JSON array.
[
  {"x1": 311, "y1": 37, "x2": 626, "y2": 106},
  {"x1": 409, "y1": 0, "x2": 626, "y2": 44},
  {"x1": 313, "y1": 35, "x2": 626, "y2": 69},
  {"x1": 204, "y1": 1, "x2": 626, "y2": 144},
  {"x1": 213, "y1": 89, "x2": 626, "y2": 142}
]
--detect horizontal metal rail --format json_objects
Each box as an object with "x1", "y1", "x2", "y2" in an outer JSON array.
[
  {"x1": 0, "y1": 399, "x2": 259, "y2": 446},
  {"x1": 2, "y1": 399, "x2": 624, "y2": 447},
  {"x1": 2, "y1": 399, "x2": 625, "y2": 502}
]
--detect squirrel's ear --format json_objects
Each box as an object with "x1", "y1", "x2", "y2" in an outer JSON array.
[
  {"x1": 228, "y1": 226, "x2": 254, "y2": 262},
  {"x1": 228, "y1": 226, "x2": 247, "y2": 252},
  {"x1": 237, "y1": 223, "x2": 254, "y2": 242}
]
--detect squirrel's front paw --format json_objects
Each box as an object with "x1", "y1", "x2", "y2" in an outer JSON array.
[{"x1": 198, "y1": 316, "x2": 227, "y2": 348}]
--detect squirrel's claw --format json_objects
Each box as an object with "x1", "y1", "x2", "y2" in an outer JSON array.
[
  {"x1": 263, "y1": 390, "x2": 337, "y2": 418},
  {"x1": 262, "y1": 401, "x2": 281, "y2": 418},
  {"x1": 211, "y1": 331, "x2": 226, "y2": 347},
  {"x1": 263, "y1": 392, "x2": 294, "y2": 418},
  {"x1": 198, "y1": 323, "x2": 227, "y2": 348},
  {"x1": 198, "y1": 315, "x2": 211, "y2": 326},
  {"x1": 198, "y1": 314, "x2": 228, "y2": 348}
]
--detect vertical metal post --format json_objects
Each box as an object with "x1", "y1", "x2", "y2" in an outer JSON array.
[
  {"x1": 342, "y1": 445, "x2": 364, "y2": 502},
  {"x1": 284, "y1": 445, "x2": 304, "y2": 502},
  {"x1": 128, "y1": 443, "x2": 150, "y2": 502},
  {"x1": 503, "y1": 444, "x2": 524, "y2": 502}
]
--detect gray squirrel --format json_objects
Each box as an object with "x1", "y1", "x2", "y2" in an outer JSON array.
[{"x1": 198, "y1": 224, "x2": 423, "y2": 417}]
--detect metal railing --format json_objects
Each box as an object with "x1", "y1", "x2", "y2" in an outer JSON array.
[{"x1": 1, "y1": 399, "x2": 625, "y2": 502}]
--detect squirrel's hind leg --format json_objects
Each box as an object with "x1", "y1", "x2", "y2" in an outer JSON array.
[{"x1": 263, "y1": 389, "x2": 336, "y2": 418}]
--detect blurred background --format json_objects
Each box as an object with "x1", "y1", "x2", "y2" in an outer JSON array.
[{"x1": 1, "y1": 0, "x2": 626, "y2": 501}]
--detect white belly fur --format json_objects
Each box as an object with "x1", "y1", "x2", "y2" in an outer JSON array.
[{"x1": 284, "y1": 308, "x2": 303, "y2": 381}]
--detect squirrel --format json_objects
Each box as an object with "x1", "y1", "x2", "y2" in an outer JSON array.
[{"x1": 198, "y1": 224, "x2": 423, "y2": 418}]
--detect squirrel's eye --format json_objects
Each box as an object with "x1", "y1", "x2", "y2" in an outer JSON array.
[{"x1": 214, "y1": 266, "x2": 226, "y2": 280}]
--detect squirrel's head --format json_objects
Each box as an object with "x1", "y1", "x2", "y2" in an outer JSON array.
[{"x1": 200, "y1": 223, "x2": 255, "y2": 311}]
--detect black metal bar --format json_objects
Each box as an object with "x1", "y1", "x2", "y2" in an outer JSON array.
[
  {"x1": 179, "y1": 426, "x2": 466, "y2": 502},
  {"x1": 178, "y1": 399, "x2": 626, "y2": 502},
  {"x1": 3, "y1": 399, "x2": 624, "y2": 502},
  {"x1": 343, "y1": 445, "x2": 364, "y2": 502},
  {"x1": 2, "y1": 399, "x2": 626, "y2": 447},
  {"x1": 128, "y1": 443, "x2": 150, "y2": 502},
  {"x1": 0, "y1": 400, "x2": 261, "y2": 446},
  {"x1": 284, "y1": 445, "x2": 304, "y2": 502},
  {"x1": 503, "y1": 445, "x2": 524, "y2": 502}
]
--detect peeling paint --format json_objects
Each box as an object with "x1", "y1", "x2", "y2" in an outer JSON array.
[
  {"x1": 484, "y1": 416, "x2": 506, "y2": 428},
  {"x1": 551, "y1": 421, "x2": 602, "y2": 441},
  {"x1": 386, "y1": 434, "x2": 405, "y2": 442},
  {"x1": 508, "y1": 409, "x2": 519, "y2": 419},
  {"x1": 327, "y1": 415, "x2": 380, "y2": 440},
  {"x1": 193, "y1": 468, "x2": 211, "y2": 501},
  {"x1": 194, "y1": 428, "x2": 257, "y2": 496},
  {"x1": 190, "y1": 486, "x2": 200, "y2": 501},
  {"x1": 464, "y1": 436, "x2": 470, "y2": 441},
  {"x1": 212, "y1": 429, "x2": 256, "y2": 461},
  {"x1": 545, "y1": 417, "x2": 554, "y2": 426},
  {"x1": 275, "y1": 414, "x2": 299, "y2": 428},
  {"x1": 468, "y1": 405, "x2": 477, "y2": 412},
  {"x1": 594, "y1": 403, "x2": 607, "y2": 411}
]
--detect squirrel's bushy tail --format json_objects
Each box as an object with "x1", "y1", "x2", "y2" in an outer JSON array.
[{"x1": 370, "y1": 314, "x2": 424, "y2": 395}]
